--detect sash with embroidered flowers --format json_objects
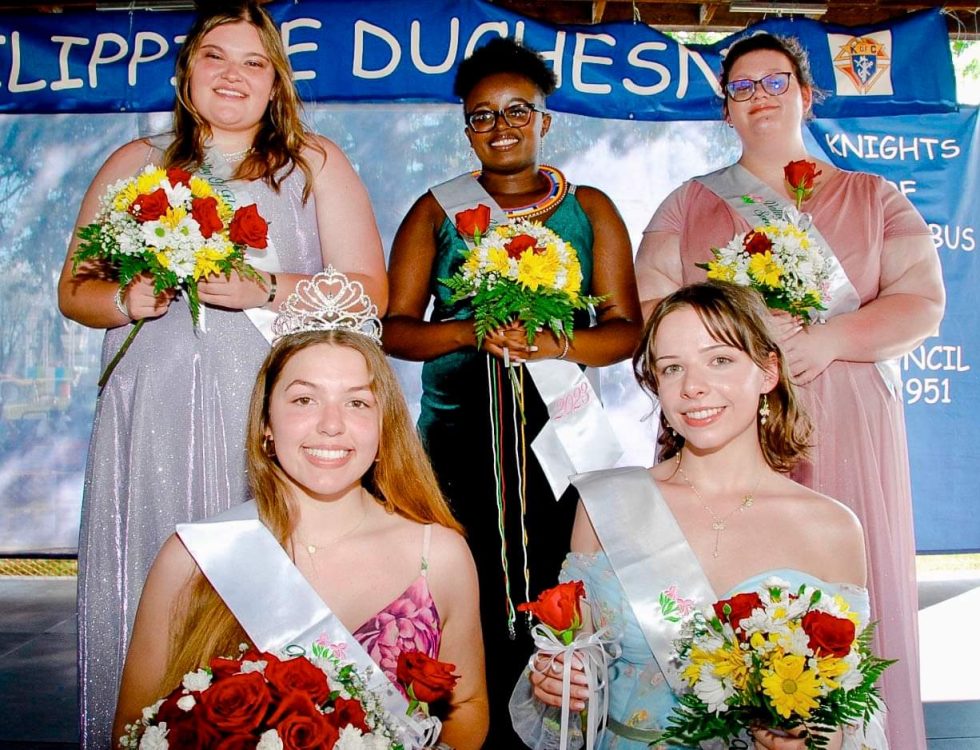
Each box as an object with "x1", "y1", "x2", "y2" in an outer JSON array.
[{"x1": 176, "y1": 501, "x2": 436, "y2": 749}]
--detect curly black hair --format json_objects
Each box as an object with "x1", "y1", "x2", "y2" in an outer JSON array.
[{"x1": 453, "y1": 37, "x2": 558, "y2": 102}]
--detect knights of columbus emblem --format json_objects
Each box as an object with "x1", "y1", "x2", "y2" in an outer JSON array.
[{"x1": 832, "y1": 35, "x2": 892, "y2": 95}]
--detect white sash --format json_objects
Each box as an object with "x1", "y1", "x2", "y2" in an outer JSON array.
[
  {"x1": 175, "y1": 502, "x2": 434, "y2": 748},
  {"x1": 697, "y1": 164, "x2": 901, "y2": 396},
  {"x1": 429, "y1": 173, "x2": 624, "y2": 500},
  {"x1": 573, "y1": 467, "x2": 716, "y2": 694}
]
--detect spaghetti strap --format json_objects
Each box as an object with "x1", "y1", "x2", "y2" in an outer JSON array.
[{"x1": 420, "y1": 524, "x2": 432, "y2": 577}]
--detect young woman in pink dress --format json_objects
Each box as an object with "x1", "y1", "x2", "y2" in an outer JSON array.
[{"x1": 635, "y1": 33, "x2": 945, "y2": 746}]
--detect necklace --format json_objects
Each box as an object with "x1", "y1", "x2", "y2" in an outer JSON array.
[
  {"x1": 294, "y1": 497, "x2": 369, "y2": 556},
  {"x1": 674, "y1": 452, "x2": 762, "y2": 559},
  {"x1": 220, "y1": 146, "x2": 253, "y2": 162},
  {"x1": 471, "y1": 164, "x2": 569, "y2": 220}
]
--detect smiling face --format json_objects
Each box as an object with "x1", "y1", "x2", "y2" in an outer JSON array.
[
  {"x1": 725, "y1": 49, "x2": 812, "y2": 141},
  {"x1": 653, "y1": 306, "x2": 777, "y2": 456},
  {"x1": 188, "y1": 21, "x2": 276, "y2": 143},
  {"x1": 265, "y1": 343, "x2": 381, "y2": 504},
  {"x1": 463, "y1": 71, "x2": 551, "y2": 173}
]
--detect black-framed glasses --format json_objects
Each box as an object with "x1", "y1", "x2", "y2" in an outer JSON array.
[
  {"x1": 724, "y1": 72, "x2": 793, "y2": 102},
  {"x1": 465, "y1": 102, "x2": 543, "y2": 132}
]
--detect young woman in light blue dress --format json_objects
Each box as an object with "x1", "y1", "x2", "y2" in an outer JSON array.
[{"x1": 516, "y1": 282, "x2": 882, "y2": 750}]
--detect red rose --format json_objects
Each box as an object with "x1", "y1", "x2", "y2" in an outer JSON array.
[
  {"x1": 801, "y1": 610, "x2": 856, "y2": 658},
  {"x1": 396, "y1": 651, "x2": 460, "y2": 704},
  {"x1": 455, "y1": 203, "x2": 491, "y2": 241},
  {"x1": 191, "y1": 196, "x2": 224, "y2": 239},
  {"x1": 784, "y1": 159, "x2": 821, "y2": 191},
  {"x1": 713, "y1": 592, "x2": 763, "y2": 632},
  {"x1": 213, "y1": 735, "x2": 256, "y2": 750},
  {"x1": 264, "y1": 655, "x2": 331, "y2": 705},
  {"x1": 517, "y1": 581, "x2": 585, "y2": 634},
  {"x1": 198, "y1": 671, "x2": 271, "y2": 733},
  {"x1": 742, "y1": 230, "x2": 773, "y2": 256},
  {"x1": 128, "y1": 188, "x2": 170, "y2": 223},
  {"x1": 504, "y1": 233, "x2": 538, "y2": 259},
  {"x1": 332, "y1": 696, "x2": 369, "y2": 731},
  {"x1": 167, "y1": 166, "x2": 193, "y2": 187},
  {"x1": 229, "y1": 203, "x2": 269, "y2": 249},
  {"x1": 269, "y1": 691, "x2": 339, "y2": 750},
  {"x1": 164, "y1": 717, "x2": 222, "y2": 750}
]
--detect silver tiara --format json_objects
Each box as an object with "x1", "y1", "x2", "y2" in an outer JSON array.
[{"x1": 271, "y1": 266, "x2": 382, "y2": 344}]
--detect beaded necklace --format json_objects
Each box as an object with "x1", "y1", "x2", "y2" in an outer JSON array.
[{"x1": 471, "y1": 164, "x2": 569, "y2": 220}]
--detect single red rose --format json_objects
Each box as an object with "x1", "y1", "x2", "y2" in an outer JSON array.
[
  {"x1": 264, "y1": 655, "x2": 331, "y2": 705},
  {"x1": 455, "y1": 204, "x2": 491, "y2": 240},
  {"x1": 332, "y1": 696, "x2": 369, "y2": 731},
  {"x1": 784, "y1": 159, "x2": 821, "y2": 192},
  {"x1": 801, "y1": 610, "x2": 856, "y2": 658},
  {"x1": 517, "y1": 580, "x2": 585, "y2": 634},
  {"x1": 268, "y1": 691, "x2": 339, "y2": 750},
  {"x1": 396, "y1": 651, "x2": 460, "y2": 704},
  {"x1": 198, "y1": 671, "x2": 271, "y2": 734},
  {"x1": 155, "y1": 701, "x2": 221, "y2": 750},
  {"x1": 504, "y1": 234, "x2": 538, "y2": 259},
  {"x1": 128, "y1": 188, "x2": 170, "y2": 223},
  {"x1": 742, "y1": 230, "x2": 773, "y2": 256},
  {"x1": 191, "y1": 196, "x2": 224, "y2": 239},
  {"x1": 229, "y1": 203, "x2": 269, "y2": 249},
  {"x1": 167, "y1": 166, "x2": 193, "y2": 187},
  {"x1": 713, "y1": 592, "x2": 763, "y2": 632}
]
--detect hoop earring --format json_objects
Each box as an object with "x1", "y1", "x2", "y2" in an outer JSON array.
[
  {"x1": 759, "y1": 395, "x2": 771, "y2": 425},
  {"x1": 262, "y1": 435, "x2": 276, "y2": 457}
]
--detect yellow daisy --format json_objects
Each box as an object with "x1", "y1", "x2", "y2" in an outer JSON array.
[
  {"x1": 761, "y1": 654, "x2": 821, "y2": 719},
  {"x1": 516, "y1": 249, "x2": 558, "y2": 291},
  {"x1": 189, "y1": 176, "x2": 214, "y2": 199},
  {"x1": 706, "y1": 260, "x2": 736, "y2": 282},
  {"x1": 748, "y1": 251, "x2": 782, "y2": 288},
  {"x1": 136, "y1": 168, "x2": 166, "y2": 194}
]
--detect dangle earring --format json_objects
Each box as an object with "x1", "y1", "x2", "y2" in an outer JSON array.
[
  {"x1": 759, "y1": 395, "x2": 770, "y2": 425},
  {"x1": 262, "y1": 434, "x2": 276, "y2": 457}
]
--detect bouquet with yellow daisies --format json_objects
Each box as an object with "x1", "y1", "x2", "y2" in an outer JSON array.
[
  {"x1": 699, "y1": 160, "x2": 830, "y2": 320},
  {"x1": 73, "y1": 164, "x2": 267, "y2": 386},
  {"x1": 662, "y1": 577, "x2": 893, "y2": 749},
  {"x1": 440, "y1": 207, "x2": 602, "y2": 347}
]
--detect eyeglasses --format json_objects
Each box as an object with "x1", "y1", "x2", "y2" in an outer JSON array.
[
  {"x1": 465, "y1": 102, "x2": 543, "y2": 133},
  {"x1": 724, "y1": 72, "x2": 793, "y2": 102}
]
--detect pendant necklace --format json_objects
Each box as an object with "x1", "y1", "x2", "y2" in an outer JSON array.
[
  {"x1": 221, "y1": 146, "x2": 253, "y2": 162},
  {"x1": 294, "y1": 495, "x2": 369, "y2": 560},
  {"x1": 675, "y1": 452, "x2": 762, "y2": 558}
]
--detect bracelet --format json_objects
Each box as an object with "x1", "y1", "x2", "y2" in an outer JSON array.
[
  {"x1": 113, "y1": 286, "x2": 130, "y2": 319},
  {"x1": 556, "y1": 334, "x2": 570, "y2": 360},
  {"x1": 265, "y1": 272, "x2": 278, "y2": 306}
]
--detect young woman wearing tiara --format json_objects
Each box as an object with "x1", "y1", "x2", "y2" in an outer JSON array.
[{"x1": 113, "y1": 270, "x2": 488, "y2": 749}]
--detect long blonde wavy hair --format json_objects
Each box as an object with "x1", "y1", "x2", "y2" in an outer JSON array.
[
  {"x1": 162, "y1": 330, "x2": 460, "y2": 690},
  {"x1": 164, "y1": 1, "x2": 321, "y2": 201},
  {"x1": 633, "y1": 281, "x2": 812, "y2": 472}
]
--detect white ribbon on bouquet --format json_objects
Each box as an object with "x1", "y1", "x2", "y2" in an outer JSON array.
[{"x1": 527, "y1": 620, "x2": 621, "y2": 750}]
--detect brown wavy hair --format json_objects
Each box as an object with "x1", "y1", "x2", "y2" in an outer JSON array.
[
  {"x1": 164, "y1": 1, "x2": 321, "y2": 201},
  {"x1": 633, "y1": 282, "x2": 811, "y2": 472},
  {"x1": 162, "y1": 330, "x2": 460, "y2": 691}
]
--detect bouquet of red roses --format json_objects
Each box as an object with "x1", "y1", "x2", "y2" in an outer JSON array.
[{"x1": 120, "y1": 647, "x2": 402, "y2": 750}]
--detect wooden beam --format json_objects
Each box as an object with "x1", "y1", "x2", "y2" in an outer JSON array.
[
  {"x1": 700, "y1": 3, "x2": 718, "y2": 25},
  {"x1": 592, "y1": 0, "x2": 607, "y2": 24}
]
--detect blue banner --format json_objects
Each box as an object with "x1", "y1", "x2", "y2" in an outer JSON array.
[
  {"x1": 0, "y1": 0, "x2": 956, "y2": 119},
  {"x1": 808, "y1": 107, "x2": 980, "y2": 553}
]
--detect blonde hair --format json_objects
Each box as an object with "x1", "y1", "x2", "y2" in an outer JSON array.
[
  {"x1": 163, "y1": 330, "x2": 460, "y2": 690},
  {"x1": 633, "y1": 282, "x2": 811, "y2": 472},
  {"x1": 164, "y1": 1, "x2": 322, "y2": 201}
]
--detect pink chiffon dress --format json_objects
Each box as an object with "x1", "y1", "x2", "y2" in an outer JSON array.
[{"x1": 646, "y1": 169, "x2": 931, "y2": 746}]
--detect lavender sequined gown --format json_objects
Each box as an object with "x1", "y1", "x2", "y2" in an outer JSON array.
[{"x1": 77, "y1": 144, "x2": 323, "y2": 749}]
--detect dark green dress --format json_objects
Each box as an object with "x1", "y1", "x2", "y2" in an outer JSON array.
[{"x1": 418, "y1": 191, "x2": 594, "y2": 745}]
